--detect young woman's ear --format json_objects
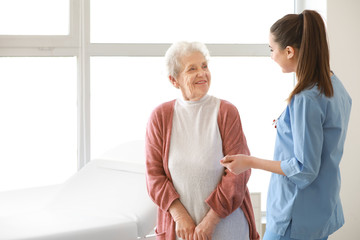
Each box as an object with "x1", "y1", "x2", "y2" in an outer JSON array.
[
  {"x1": 169, "y1": 76, "x2": 179, "y2": 88},
  {"x1": 285, "y1": 46, "x2": 296, "y2": 59}
]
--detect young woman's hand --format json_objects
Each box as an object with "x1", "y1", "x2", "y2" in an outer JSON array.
[
  {"x1": 221, "y1": 154, "x2": 285, "y2": 176},
  {"x1": 220, "y1": 154, "x2": 252, "y2": 175}
]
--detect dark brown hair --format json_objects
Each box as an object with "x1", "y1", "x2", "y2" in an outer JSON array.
[{"x1": 270, "y1": 10, "x2": 333, "y2": 102}]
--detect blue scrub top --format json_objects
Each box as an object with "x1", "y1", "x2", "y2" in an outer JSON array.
[{"x1": 266, "y1": 74, "x2": 352, "y2": 240}]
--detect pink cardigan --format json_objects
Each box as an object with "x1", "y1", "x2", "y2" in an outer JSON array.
[{"x1": 145, "y1": 99, "x2": 260, "y2": 240}]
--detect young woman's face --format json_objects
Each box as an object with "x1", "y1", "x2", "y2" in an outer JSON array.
[
  {"x1": 269, "y1": 33, "x2": 297, "y2": 73},
  {"x1": 172, "y1": 51, "x2": 211, "y2": 101}
]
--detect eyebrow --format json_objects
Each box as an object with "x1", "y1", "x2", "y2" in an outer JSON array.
[
  {"x1": 183, "y1": 64, "x2": 195, "y2": 71},
  {"x1": 185, "y1": 61, "x2": 208, "y2": 69}
]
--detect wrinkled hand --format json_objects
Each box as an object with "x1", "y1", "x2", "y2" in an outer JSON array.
[
  {"x1": 193, "y1": 209, "x2": 220, "y2": 240},
  {"x1": 193, "y1": 219, "x2": 215, "y2": 240},
  {"x1": 220, "y1": 154, "x2": 252, "y2": 175},
  {"x1": 174, "y1": 214, "x2": 196, "y2": 240},
  {"x1": 169, "y1": 199, "x2": 196, "y2": 240}
]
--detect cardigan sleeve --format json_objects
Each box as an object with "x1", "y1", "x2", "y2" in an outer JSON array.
[
  {"x1": 145, "y1": 102, "x2": 180, "y2": 212},
  {"x1": 205, "y1": 100, "x2": 251, "y2": 218}
]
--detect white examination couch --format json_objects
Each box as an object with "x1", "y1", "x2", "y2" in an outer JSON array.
[{"x1": 0, "y1": 140, "x2": 157, "y2": 240}]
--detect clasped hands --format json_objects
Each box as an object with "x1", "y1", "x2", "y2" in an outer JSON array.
[
  {"x1": 174, "y1": 210, "x2": 219, "y2": 240},
  {"x1": 170, "y1": 200, "x2": 220, "y2": 240}
]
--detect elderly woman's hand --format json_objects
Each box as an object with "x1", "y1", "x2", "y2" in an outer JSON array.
[
  {"x1": 174, "y1": 214, "x2": 196, "y2": 240},
  {"x1": 169, "y1": 199, "x2": 196, "y2": 240},
  {"x1": 193, "y1": 209, "x2": 220, "y2": 240}
]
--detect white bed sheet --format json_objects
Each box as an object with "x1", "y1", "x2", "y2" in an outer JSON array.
[
  {"x1": 0, "y1": 209, "x2": 137, "y2": 240},
  {"x1": 0, "y1": 140, "x2": 157, "y2": 240}
]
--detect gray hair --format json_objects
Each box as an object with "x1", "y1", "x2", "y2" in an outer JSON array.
[{"x1": 165, "y1": 41, "x2": 210, "y2": 78}]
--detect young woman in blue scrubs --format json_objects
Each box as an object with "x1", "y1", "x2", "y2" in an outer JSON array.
[{"x1": 221, "y1": 10, "x2": 352, "y2": 240}]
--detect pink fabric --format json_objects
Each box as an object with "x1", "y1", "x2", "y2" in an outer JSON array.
[{"x1": 145, "y1": 99, "x2": 260, "y2": 240}]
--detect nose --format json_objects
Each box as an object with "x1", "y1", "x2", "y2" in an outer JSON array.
[{"x1": 196, "y1": 68, "x2": 207, "y2": 77}]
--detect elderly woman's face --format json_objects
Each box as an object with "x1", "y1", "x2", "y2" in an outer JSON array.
[{"x1": 171, "y1": 51, "x2": 211, "y2": 101}]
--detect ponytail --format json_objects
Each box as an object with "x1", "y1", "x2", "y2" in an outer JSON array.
[{"x1": 271, "y1": 10, "x2": 333, "y2": 103}]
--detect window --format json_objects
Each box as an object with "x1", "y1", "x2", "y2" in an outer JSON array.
[
  {"x1": 0, "y1": 0, "x2": 296, "y2": 210},
  {"x1": 91, "y1": 0, "x2": 292, "y2": 43},
  {"x1": 0, "y1": 0, "x2": 69, "y2": 35},
  {"x1": 0, "y1": 0, "x2": 77, "y2": 192},
  {"x1": 91, "y1": 57, "x2": 178, "y2": 158},
  {"x1": 0, "y1": 57, "x2": 77, "y2": 191}
]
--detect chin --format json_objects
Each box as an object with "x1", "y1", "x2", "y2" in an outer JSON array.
[{"x1": 282, "y1": 69, "x2": 292, "y2": 73}]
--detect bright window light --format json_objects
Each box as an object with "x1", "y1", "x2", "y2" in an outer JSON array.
[
  {"x1": 0, "y1": 57, "x2": 77, "y2": 192},
  {"x1": 91, "y1": 0, "x2": 294, "y2": 43},
  {"x1": 0, "y1": 0, "x2": 69, "y2": 35},
  {"x1": 0, "y1": 0, "x2": 297, "y2": 211},
  {"x1": 90, "y1": 57, "x2": 177, "y2": 159}
]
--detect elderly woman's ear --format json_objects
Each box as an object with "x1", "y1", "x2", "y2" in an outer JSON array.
[{"x1": 169, "y1": 76, "x2": 180, "y2": 88}]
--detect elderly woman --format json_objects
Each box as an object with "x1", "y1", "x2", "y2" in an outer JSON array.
[{"x1": 145, "y1": 41, "x2": 259, "y2": 240}]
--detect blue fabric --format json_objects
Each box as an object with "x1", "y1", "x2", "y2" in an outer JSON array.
[
  {"x1": 263, "y1": 222, "x2": 328, "y2": 240},
  {"x1": 266, "y1": 74, "x2": 352, "y2": 239}
]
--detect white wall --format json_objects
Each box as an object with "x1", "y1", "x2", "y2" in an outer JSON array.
[
  {"x1": 295, "y1": 0, "x2": 327, "y2": 16},
  {"x1": 327, "y1": 0, "x2": 360, "y2": 239}
]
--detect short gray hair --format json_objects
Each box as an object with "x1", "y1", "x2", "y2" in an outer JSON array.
[{"x1": 165, "y1": 41, "x2": 210, "y2": 78}]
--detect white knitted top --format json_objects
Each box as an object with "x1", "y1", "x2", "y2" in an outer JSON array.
[{"x1": 168, "y1": 95, "x2": 249, "y2": 240}]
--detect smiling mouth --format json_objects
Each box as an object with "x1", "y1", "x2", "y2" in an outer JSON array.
[{"x1": 195, "y1": 80, "x2": 207, "y2": 84}]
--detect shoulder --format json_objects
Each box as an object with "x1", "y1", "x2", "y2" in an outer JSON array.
[
  {"x1": 147, "y1": 100, "x2": 176, "y2": 132},
  {"x1": 150, "y1": 100, "x2": 176, "y2": 117},
  {"x1": 218, "y1": 99, "x2": 241, "y2": 123},
  {"x1": 291, "y1": 87, "x2": 323, "y2": 108},
  {"x1": 290, "y1": 90, "x2": 326, "y2": 122},
  {"x1": 219, "y1": 99, "x2": 239, "y2": 114},
  {"x1": 331, "y1": 74, "x2": 352, "y2": 103}
]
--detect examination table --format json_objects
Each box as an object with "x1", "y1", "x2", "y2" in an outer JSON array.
[{"x1": 0, "y1": 140, "x2": 157, "y2": 240}]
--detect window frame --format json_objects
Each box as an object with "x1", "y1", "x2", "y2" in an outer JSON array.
[
  {"x1": 0, "y1": 0, "x2": 302, "y2": 170},
  {"x1": 0, "y1": 0, "x2": 79, "y2": 50},
  {"x1": 1, "y1": 0, "x2": 333, "y2": 215}
]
